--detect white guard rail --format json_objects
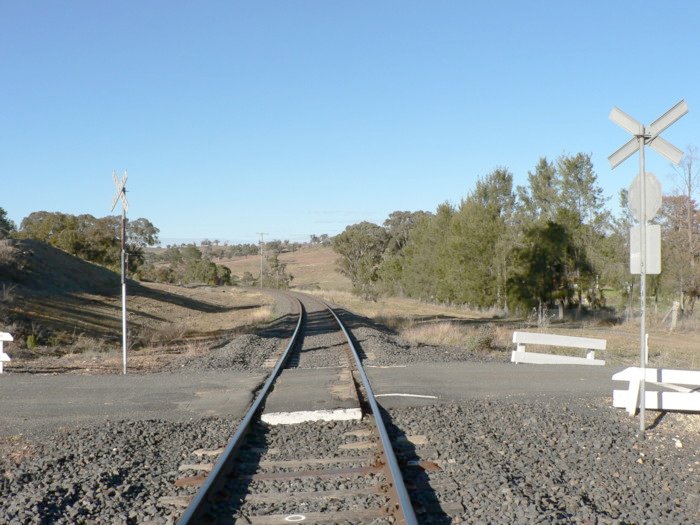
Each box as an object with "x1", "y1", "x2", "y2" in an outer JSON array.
[
  {"x1": 613, "y1": 367, "x2": 700, "y2": 415},
  {"x1": 511, "y1": 331, "x2": 606, "y2": 366}
]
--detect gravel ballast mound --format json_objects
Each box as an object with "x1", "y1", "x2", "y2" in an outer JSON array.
[
  {"x1": 162, "y1": 334, "x2": 283, "y2": 373},
  {"x1": 386, "y1": 399, "x2": 699, "y2": 524},
  {"x1": 0, "y1": 418, "x2": 236, "y2": 524}
]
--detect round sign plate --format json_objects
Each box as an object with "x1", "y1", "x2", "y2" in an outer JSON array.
[{"x1": 628, "y1": 172, "x2": 662, "y2": 222}]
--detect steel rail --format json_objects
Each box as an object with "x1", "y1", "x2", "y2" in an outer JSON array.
[
  {"x1": 322, "y1": 300, "x2": 419, "y2": 525},
  {"x1": 177, "y1": 296, "x2": 304, "y2": 525}
]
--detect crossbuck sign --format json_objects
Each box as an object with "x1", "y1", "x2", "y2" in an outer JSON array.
[{"x1": 111, "y1": 171, "x2": 129, "y2": 213}]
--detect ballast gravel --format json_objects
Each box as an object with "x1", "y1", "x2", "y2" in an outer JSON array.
[
  {"x1": 387, "y1": 399, "x2": 699, "y2": 524},
  {"x1": 2, "y1": 398, "x2": 696, "y2": 524},
  {"x1": 162, "y1": 334, "x2": 283, "y2": 373},
  {"x1": 214, "y1": 419, "x2": 389, "y2": 520},
  {"x1": 0, "y1": 417, "x2": 238, "y2": 524}
]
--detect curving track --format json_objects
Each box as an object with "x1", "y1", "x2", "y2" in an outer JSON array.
[{"x1": 177, "y1": 292, "x2": 418, "y2": 524}]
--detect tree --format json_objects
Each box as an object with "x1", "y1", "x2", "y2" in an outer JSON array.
[
  {"x1": 399, "y1": 203, "x2": 455, "y2": 302},
  {"x1": 263, "y1": 253, "x2": 293, "y2": 289},
  {"x1": 379, "y1": 210, "x2": 432, "y2": 295},
  {"x1": 668, "y1": 146, "x2": 700, "y2": 313},
  {"x1": 332, "y1": 222, "x2": 389, "y2": 297},
  {"x1": 449, "y1": 168, "x2": 515, "y2": 308},
  {"x1": 509, "y1": 221, "x2": 584, "y2": 321},
  {"x1": 18, "y1": 211, "x2": 159, "y2": 275},
  {"x1": 0, "y1": 207, "x2": 16, "y2": 239},
  {"x1": 383, "y1": 211, "x2": 432, "y2": 255},
  {"x1": 554, "y1": 153, "x2": 610, "y2": 308},
  {"x1": 240, "y1": 271, "x2": 256, "y2": 286},
  {"x1": 516, "y1": 157, "x2": 558, "y2": 224},
  {"x1": 658, "y1": 194, "x2": 700, "y2": 313}
]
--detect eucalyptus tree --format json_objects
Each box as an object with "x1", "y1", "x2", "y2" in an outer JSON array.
[
  {"x1": 398, "y1": 204, "x2": 455, "y2": 302},
  {"x1": 0, "y1": 207, "x2": 16, "y2": 239},
  {"x1": 667, "y1": 146, "x2": 700, "y2": 312},
  {"x1": 379, "y1": 210, "x2": 432, "y2": 295},
  {"x1": 332, "y1": 221, "x2": 390, "y2": 298},
  {"x1": 449, "y1": 168, "x2": 515, "y2": 308}
]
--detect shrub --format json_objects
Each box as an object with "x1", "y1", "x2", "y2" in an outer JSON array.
[{"x1": 471, "y1": 323, "x2": 497, "y2": 352}]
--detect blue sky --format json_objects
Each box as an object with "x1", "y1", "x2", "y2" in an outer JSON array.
[{"x1": 2, "y1": 1, "x2": 698, "y2": 245}]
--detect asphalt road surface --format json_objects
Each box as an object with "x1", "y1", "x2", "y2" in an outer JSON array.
[{"x1": 0, "y1": 362, "x2": 620, "y2": 438}]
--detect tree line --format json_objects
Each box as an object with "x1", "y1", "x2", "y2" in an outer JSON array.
[
  {"x1": 0, "y1": 210, "x2": 237, "y2": 286},
  {"x1": 333, "y1": 150, "x2": 700, "y2": 317},
  {"x1": 11, "y1": 211, "x2": 159, "y2": 274},
  {"x1": 140, "y1": 244, "x2": 233, "y2": 285}
]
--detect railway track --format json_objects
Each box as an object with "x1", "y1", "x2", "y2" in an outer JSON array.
[{"x1": 176, "y1": 292, "x2": 419, "y2": 524}]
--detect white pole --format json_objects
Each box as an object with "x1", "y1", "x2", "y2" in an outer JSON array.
[
  {"x1": 638, "y1": 133, "x2": 646, "y2": 432},
  {"x1": 121, "y1": 208, "x2": 127, "y2": 375},
  {"x1": 257, "y1": 232, "x2": 266, "y2": 289}
]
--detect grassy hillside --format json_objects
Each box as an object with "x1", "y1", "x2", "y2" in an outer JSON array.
[
  {"x1": 219, "y1": 245, "x2": 352, "y2": 292},
  {"x1": 0, "y1": 239, "x2": 273, "y2": 356}
]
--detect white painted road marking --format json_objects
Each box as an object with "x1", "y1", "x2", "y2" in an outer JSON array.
[
  {"x1": 261, "y1": 408, "x2": 362, "y2": 425},
  {"x1": 375, "y1": 393, "x2": 438, "y2": 399}
]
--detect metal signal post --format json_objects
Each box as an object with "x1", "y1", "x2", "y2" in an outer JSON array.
[
  {"x1": 257, "y1": 232, "x2": 267, "y2": 289},
  {"x1": 608, "y1": 100, "x2": 688, "y2": 432},
  {"x1": 111, "y1": 170, "x2": 129, "y2": 375}
]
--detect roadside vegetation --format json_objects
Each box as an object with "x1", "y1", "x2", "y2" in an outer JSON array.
[
  {"x1": 332, "y1": 150, "x2": 700, "y2": 326},
  {"x1": 1, "y1": 148, "x2": 698, "y2": 367}
]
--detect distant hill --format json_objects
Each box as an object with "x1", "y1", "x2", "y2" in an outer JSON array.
[{"x1": 219, "y1": 245, "x2": 351, "y2": 292}]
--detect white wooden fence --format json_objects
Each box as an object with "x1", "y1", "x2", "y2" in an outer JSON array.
[
  {"x1": 613, "y1": 367, "x2": 700, "y2": 415},
  {"x1": 511, "y1": 331, "x2": 606, "y2": 366},
  {"x1": 0, "y1": 332, "x2": 12, "y2": 374}
]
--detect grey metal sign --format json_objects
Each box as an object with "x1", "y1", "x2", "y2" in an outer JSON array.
[{"x1": 630, "y1": 225, "x2": 661, "y2": 275}]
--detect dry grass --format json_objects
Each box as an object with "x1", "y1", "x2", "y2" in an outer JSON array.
[
  {"x1": 183, "y1": 339, "x2": 210, "y2": 358},
  {"x1": 307, "y1": 289, "x2": 700, "y2": 369},
  {"x1": 401, "y1": 321, "x2": 511, "y2": 351},
  {"x1": 0, "y1": 283, "x2": 17, "y2": 303},
  {"x1": 0, "y1": 241, "x2": 16, "y2": 266},
  {"x1": 66, "y1": 333, "x2": 111, "y2": 355},
  {"x1": 5, "y1": 283, "x2": 279, "y2": 373},
  {"x1": 245, "y1": 305, "x2": 274, "y2": 324},
  {"x1": 308, "y1": 289, "x2": 496, "y2": 327},
  {"x1": 401, "y1": 321, "x2": 467, "y2": 346}
]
